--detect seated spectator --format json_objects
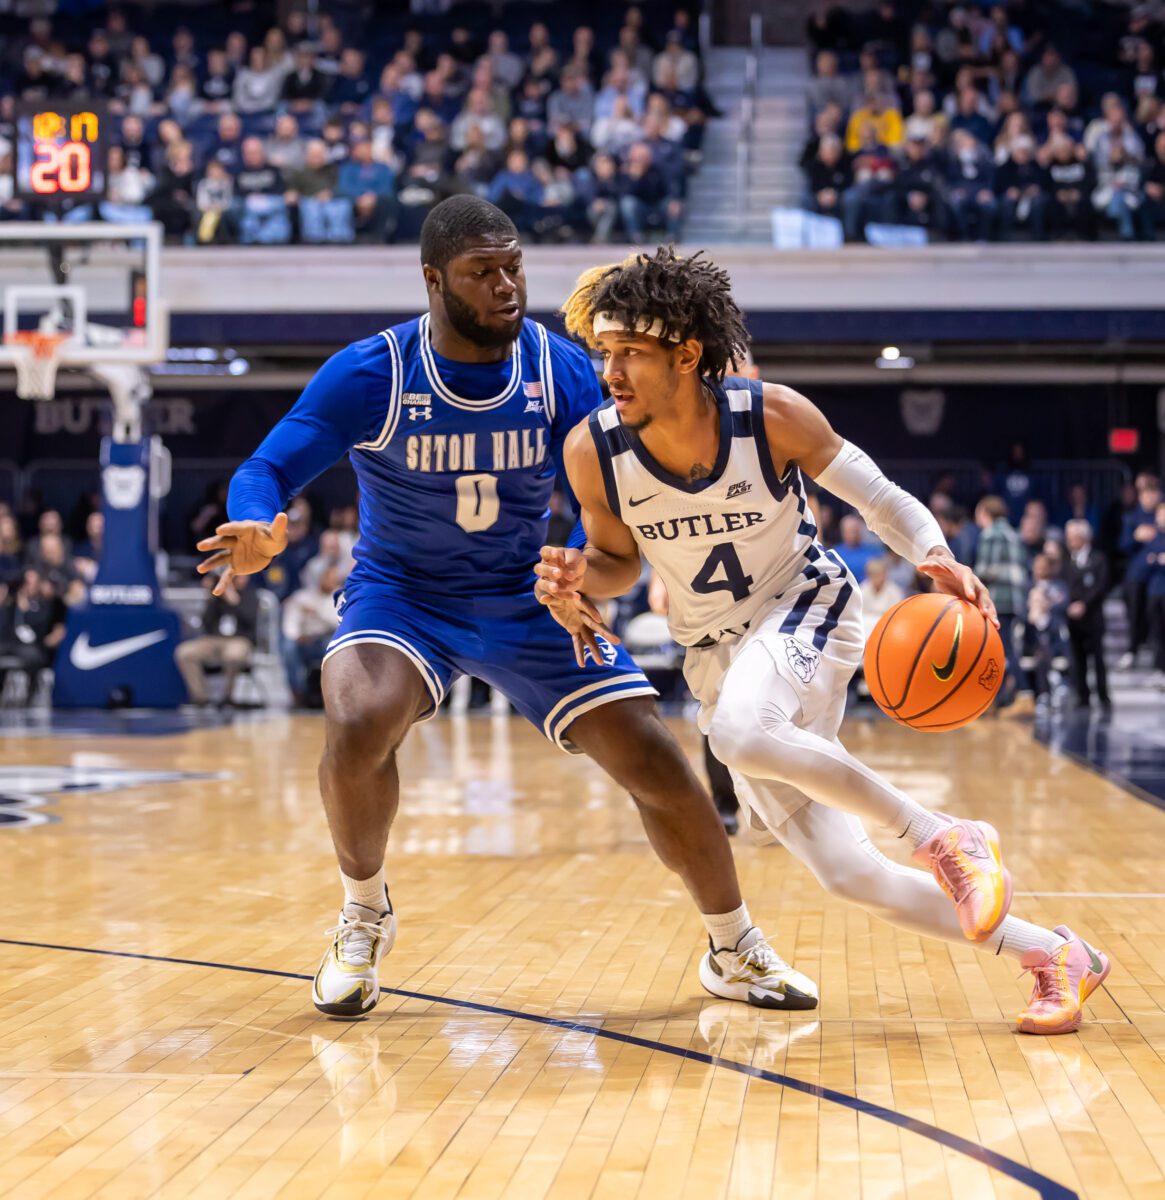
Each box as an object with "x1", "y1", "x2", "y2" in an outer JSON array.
[
  {"x1": 807, "y1": 50, "x2": 855, "y2": 115},
  {"x1": 266, "y1": 114, "x2": 307, "y2": 173},
  {"x1": 0, "y1": 515, "x2": 21, "y2": 585},
  {"x1": 645, "y1": 93, "x2": 690, "y2": 146},
  {"x1": 454, "y1": 124, "x2": 503, "y2": 192},
  {"x1": 74, "y1": 512, "x2": 102, "y2": 584},
  {"x1": 396, "y1": 113, "x2": 456, "y2": 234},
  {"x1": 585, "y1": 152, "x2": 622, "y2": 241},
  {"x1": 903, "y1": 90, "x2": 947, "y2": 147},
  {"x1": 150, "y1": 119, "x2": 186, "y2": 177},
  {"x1": 994, "y1": 111, "x2": 1035, "y2": 165},
  {"x1": 845, "y1": 92, "x2": 903, "y2": 153},
  {"x1": 595, "y1": 57, "x2": 648, "y2": 121},
  {"x1": 175, "y1": 573, "x2": 260, "y2": 707},
  {"x1": 196, "y1": 159, "x2": 235, "y2": 243},
  {"x1": 201, "y1": 48, "x2": 235, "y2": 109},
  {"x1": 1019, "y1": 499, "x2": 1049, "y2": 559},
  {"x1": 282, "y1": 43, "x2": 329, "y2": 112},
  {"x1": 337, "y1": 139, "x2": 395, "y2": 242},
  {"x1": 834, "y1": 514, "x2": 880, "y2": 581},
  {"x1": 1045, "y1": 134, "x2": 1095, "y2": 238},
  {"x1": 514, "y1": 76, "x2": 550, "y2": 128},
  {"x1": 303, "y1": 529, "x2": 355, "y2": 590},
  {"x1": 841, "y1": 126, "x2": 897, "y2": 240},
  {"x1": 619, "y1": 141, "x2": 683, "y2": 241},
  {"x1": 106, "y1": 144, "x2": 155, "y2": 207},
  {"x1": 654, "y1": 30, "x2": 700, "y2": 92},
  {"x1": 945, "y1": 129, "x2": 997, "y2": 240},
  {"x1": 486, "y1": 30, "x2": 525, "y2": 92},
  {"x1": 452, "y1": 88, "x2": 507, "y2": 152},
  {"x1": 1021, "y1": 553, "x2": 1070, "y2": 708},
  {"x1": 1145, "y1": 131, "x2": 1165, "y2": 237},
  {"x1": 548, "y1": 67, "x2": 595, "y2": 133},
  {"x1": 1085, "y1": 94, "x2": 1144, "y2": 168},
  {"x1": 546, "y1": 124, "x2": 592, "y2": 173},
  {"x1": 618, "y1": 26, "x2": 654, "y2": 86},
  {"x1": 114, "y1": 65, "x2": 157, "y2": 118},
  {"x1": 1093, "y1": 142, "x2": 1148, "y2": 240},
  {"x1": 282, "y1": 565, "x2": 342, "y2": 707},
  {"x1": 150, "y1": 140, "x2": 196, "y2": 241},
  {"x1": 235, "y1": 137, "x2": 285, "y2": 201},
  {"x1": 1024, "y1": 45, "x2": 1077, "y2": 109},
  {"x1": 895, "y1": 133, "x2": 946, "y2": 234},
  {"x1": 937, "y1": 503, "x2": 978, "y2": 565},
  {"x1": 565, "y1": 25, "x2": 602, "y2": 88},
  {"x1": 319, "y1": 118, "x2": 350, "y2": 168},
  {"x1": 996, "y1": 137, "x2": 1048, "y2": 239},
  {"x1": 128, "y1": 35, "x2": 165, "y2": 92},
  {"x1": 0, "y1": 568, "x2": 65, "y2": 703},
  {"x1": 212, "y1": 112, "x2": 246, "y2": 173},
  {"x1": 801, "y1": 102, "x2": 845, "y2": 170},
  {"x1": 487, "y1": 148, "x2": 544, "y2": 233},
  {"x1": 233, "y1": 46, "x2": 285, "y2": 114},
  {"x1": 1132, "y1": 42, "x2": 1161, "y2": 104},
  {"x1": 31, "y1": 532, "x2": 80, "y2": 603},
  {"x1": 286, "y1": 139, "x2": 338, "y2": 200},
  {"x1": 860, "y1": 557, "x2": 906, "y2": 639},
  {"x1": 807, "y1": 134, "x2": 851, "y2": 222},
  {"x1": 331, "y1": 48, "x2": 372, "y2": 114},
  {"x1": 592, "y1": 95, "x2": 644, "y2": 155}
]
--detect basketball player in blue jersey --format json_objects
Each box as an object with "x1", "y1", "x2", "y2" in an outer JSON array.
[
  {"x1": 195, "y1": 197, "x2": 816, "y2": 1018},
  {"x1": 539, "y1": 248, "x2": 1111, "y2": 1035}
]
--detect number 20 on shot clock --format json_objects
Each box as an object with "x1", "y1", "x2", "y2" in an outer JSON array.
[{"x1": 14, "y1": 100, "x2": 108, "y2": 202}]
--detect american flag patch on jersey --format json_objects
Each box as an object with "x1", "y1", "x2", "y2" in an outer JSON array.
[{"x1": 523, "y1": 381, "x2": 543, "y2": 398}]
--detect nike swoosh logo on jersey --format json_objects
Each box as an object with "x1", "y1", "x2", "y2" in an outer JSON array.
[
  {"x1": 932, "y1": 611, "x2": 963, "y2": 681},
  {"x1": 628, "y1": 493, "x2": 660, "y2": 507},
  {"x1": 69, "y1": 630, "x2": 168, "y2": 671}
]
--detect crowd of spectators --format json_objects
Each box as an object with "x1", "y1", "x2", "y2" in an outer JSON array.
[
  {"x1": 0, "y1": 3, "x2": 714, "y2": 245},
  {"x1": 4, "y1": 453, "x2": 1164, "y2": 712},
  {"x1": 802, "y1": 0, "x2": 1165, "y2": 241}
]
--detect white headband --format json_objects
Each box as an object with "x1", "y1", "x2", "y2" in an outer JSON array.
[{"x1": 592, "y1": 312, "x2": 680, "y2": 342}]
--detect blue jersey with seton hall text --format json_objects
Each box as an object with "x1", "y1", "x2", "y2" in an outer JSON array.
[{"x1": 227, "y1": 315, "x2": 602, "y2": 597}]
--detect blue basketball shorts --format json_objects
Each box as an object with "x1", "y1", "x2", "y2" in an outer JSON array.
[{"x1": 322, "y1": 579, "x2": 657, "y2": 752}]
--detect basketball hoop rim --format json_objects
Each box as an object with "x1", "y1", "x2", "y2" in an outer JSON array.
[{"x1": 4, "y1": 329, "x2": 71, "y2": 400}]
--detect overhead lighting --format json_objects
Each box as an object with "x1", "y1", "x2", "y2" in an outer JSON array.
[{"x1": 876, "y1": 345, "x2": 914, "y2": 369}]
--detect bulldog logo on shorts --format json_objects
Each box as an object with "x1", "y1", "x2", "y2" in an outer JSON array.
[{"x1": 784, "y1": 638, "x2": 820, "y2": 684}]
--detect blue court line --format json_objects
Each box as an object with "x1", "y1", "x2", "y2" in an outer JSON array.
[{"x1": 0, "y1": 936, "x2": 1076, "y2": 1200}]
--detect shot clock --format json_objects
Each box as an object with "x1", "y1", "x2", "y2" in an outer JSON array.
[{"x1": 13, "y1": 100, "x2": 109, "y2": 203}]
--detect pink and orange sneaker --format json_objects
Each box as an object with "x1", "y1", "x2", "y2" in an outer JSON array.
[
  {"x1": 1017, "y1": 925, "x2": 1111, "y2": 1035},
  {"x1": 912, "y1": 817, "x2": 1013, "y2": 942}
]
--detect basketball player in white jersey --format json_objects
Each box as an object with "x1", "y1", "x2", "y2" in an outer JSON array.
[{"x1": 537, "y1": 249, "x2": 1111, "y2": 1035}]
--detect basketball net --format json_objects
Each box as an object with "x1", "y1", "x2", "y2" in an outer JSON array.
[{"x1": 4, "y1": 330, "x2": 70, "y2": 400}]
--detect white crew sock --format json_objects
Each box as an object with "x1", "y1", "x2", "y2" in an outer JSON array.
[
  {"x1": 990, "y1": 917, "x2": 1067, "y2": 962},
  {"x1": 891, "y1": 803, "x2": 950, "y2": 850},
  {"x1": 340, "y1": 866, "x2": 390, "y2": 914},
  {"x1": 702, "y1": 902, "x2": 753, "y2": 950}
]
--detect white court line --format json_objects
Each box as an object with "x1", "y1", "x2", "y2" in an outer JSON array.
[{"x1": 1015, "y1": 891, "x2": 1165, "y2": 899}]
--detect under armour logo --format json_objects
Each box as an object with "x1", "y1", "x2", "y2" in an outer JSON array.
[{"x1": 408, "y1": 406, "x2": 432, "y2": 422}]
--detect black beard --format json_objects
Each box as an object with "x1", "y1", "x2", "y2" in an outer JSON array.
[
  {"x1": 442, "y1": 281, "x2": 523, "y2": 350},
  {"x1": 621, "y1": 412, "x2": 653, "y2": 432}
]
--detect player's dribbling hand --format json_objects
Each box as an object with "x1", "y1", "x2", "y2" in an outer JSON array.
[
  {"x1": 196, "y1": 512, "x2": 289, "y2": 597},
  {"x1": 917, "y1": 550, "x2": 999, "y2": 627}
]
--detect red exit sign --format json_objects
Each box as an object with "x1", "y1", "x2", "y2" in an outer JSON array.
[{"x1": 1109, "y1": 428, "x2": 1139, "y2": 454}]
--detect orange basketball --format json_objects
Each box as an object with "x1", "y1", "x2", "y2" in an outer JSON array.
[{"x1": 864, "y1": 594, "x2": 1004, "y2": 731}]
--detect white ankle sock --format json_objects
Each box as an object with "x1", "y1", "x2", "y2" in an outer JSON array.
[
  {"x1": 990, "y1": 917, "x2": 1066, "y2": 962},
  {"x1": 891, "y1": 803, "x2": 949, "y2": 849},
  {"x1": 702, "y1": 902, "x2": 752, "y2": 950},
  {"x1": 340, "y1": 866, "x2": 390, "y2": 913}
]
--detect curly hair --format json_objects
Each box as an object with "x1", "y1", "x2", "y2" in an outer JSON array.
[{"x1": 560, "y1": 246, "x2": 751, "y2": 382}]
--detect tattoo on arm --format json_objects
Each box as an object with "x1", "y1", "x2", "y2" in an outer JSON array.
[{"x1": 687, "y1": 462, "x2": 712, "y2": 482}]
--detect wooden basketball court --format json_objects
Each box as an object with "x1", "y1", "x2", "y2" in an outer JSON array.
[{"x1": 1, "y1": 708, "x2": 1161, "y2": 1199}]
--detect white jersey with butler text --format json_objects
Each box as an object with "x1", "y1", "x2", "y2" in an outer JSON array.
[
  {"x1": 590, "y1": 375, "x2": 851, "y2": 648},
  {"x1": 590, "y1": 374, "x2": 865, "y2": 830}
]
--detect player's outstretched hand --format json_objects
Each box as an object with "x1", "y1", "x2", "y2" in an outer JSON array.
[
  {"x1": 917, "y1": 551, "x2": 999, "y2": 627},
  {"x1": 196, "y1": 512, "x2": 289, "y2": 597},
  {"x1": 534, "y1": 545, "x2": 587, "y2": 598},
  {"x1": 540, "y1": 592, "x2": 622, "y2": 669}
]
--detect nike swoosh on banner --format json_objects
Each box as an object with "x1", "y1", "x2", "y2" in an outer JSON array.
[
  {"x1": 628, "y1": 493, "x2": 659, "y2": 508},
  {"x1": 932, "y1": 611, "x2": 963, "y2": 681},
  {"x1": 69, "y1": 630, "x2": 168, "y2": 671}
]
